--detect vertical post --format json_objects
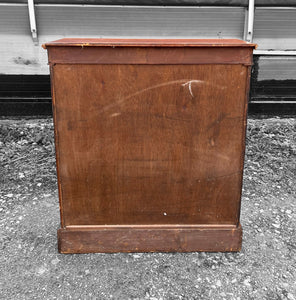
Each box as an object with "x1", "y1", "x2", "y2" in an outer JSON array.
[
  {"x1": 246, "y1": 0, "x2": 255, "y2": 43},
  {"x1": 28, "y1": 0, "x2": 38, "y2": 44}
]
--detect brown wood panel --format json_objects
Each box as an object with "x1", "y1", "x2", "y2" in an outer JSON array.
[
  {"x1": 52, "y1": 64, "x2": 248, "y2": 227},
  {"x1": 47, "y1": 47, "x2": 254, "y2": 66},
  {"x1": 46, "y1": 39, "x2": 254, "y2": 252},
  {"x1": 58, "y1": 224, "x2": 242, "y2": 253}
]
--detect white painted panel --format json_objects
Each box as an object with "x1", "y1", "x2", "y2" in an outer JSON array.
[
  {"x1": 257, "y1": 56, "x2": 296, "y2": 81},
  {"x1": 36, "y1": 5, "x2": 245, "y2": 38},
  {"x1": 1, "y1": 5, "x2": 245, "y2": 75},
  {"x1": 0, "y1": 4, "x2": 30, "y2": 35},
  {"x1": 0, "y1": 35, "x2": 50, "y2": 75},
  {"x1": 253, "y1": 8, "x2": 296, "y2": 50},
  {"x1": 0, "y1": 4, "x2": 49, "y2": 75}
]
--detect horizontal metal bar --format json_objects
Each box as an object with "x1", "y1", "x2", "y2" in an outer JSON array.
[
  {"x1": 34, "y1": 4, "x2": 244, "y2": 8},
  {"x1": 0, "y1": 3, "x2": 27, "y2": 6},
  {"x1": 254, "y1": 50, "x2": 296, "y2": 55},
  {"x1": 250, "y1": 100, "x2": 296, "y2": 104},
  {"x1": 0, "y1": 97, "x2": 51, "y2": 100},
  {"x1": 256, "y1": 7, "x2": 296, "y2": 10},
  {"x1": 1, "y1": 2, "x2": 295, "y2": 9}
]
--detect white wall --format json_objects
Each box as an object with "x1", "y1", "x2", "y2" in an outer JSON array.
[
  {"x1": 0, "y1": 4, "x2": 245, "y2": 74},
  {"x1": 1, "y1": 4, "x2": 296, "y2": 78}
]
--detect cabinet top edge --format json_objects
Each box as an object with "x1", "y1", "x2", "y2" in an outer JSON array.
[{"x1": 42, "y1": 38, "x2": 257, "y2": 49}]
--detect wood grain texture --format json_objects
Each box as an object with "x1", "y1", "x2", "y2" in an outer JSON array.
[
  {"x1": 52, "y1": 64, "x2": 248, "y2": 226},
  {"x1": 58, "y1": 224, "x2": 243, "y2": 253},
  {"x1": 47, "y1": 47, "x2": 253, "y2": 66},
  {"x1": 46, "y1": 39, "x2": 253, "y2": 253},
  {"x1": 43, "y1": 38, "x2": 256, "y2": 48}
]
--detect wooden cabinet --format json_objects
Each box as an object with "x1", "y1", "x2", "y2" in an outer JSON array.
[{"x1": 43, "y1": 39, "x2": 256, "y2": 253}]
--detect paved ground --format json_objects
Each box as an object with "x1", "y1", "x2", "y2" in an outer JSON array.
[{"x1": 0, "y1": 117, "x2": 295, "y2": 300}]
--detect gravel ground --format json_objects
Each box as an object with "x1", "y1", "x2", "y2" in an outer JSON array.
[{"x1": 0, "y1": 117, "x2": 295, "y2": 300}]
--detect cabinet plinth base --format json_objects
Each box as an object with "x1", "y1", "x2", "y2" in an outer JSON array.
[{"x1": 58, "y1": 224, "x2": 242, "y2": 253}]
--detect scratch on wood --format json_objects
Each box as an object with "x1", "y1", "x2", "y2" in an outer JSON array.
[
  {"x1": 182, "y1": 80, "x2": 204, "y2": 97},
  {"x1": 97, "y1": 79, "x2": 203, "y2": 115},
  {"x1": 110, "y1": 112, "x2": 121, "y2": 117}
]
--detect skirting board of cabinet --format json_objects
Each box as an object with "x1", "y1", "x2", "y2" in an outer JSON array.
[{"x1": 57, "y1": 224, "x2": 242, "y2": 253}]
